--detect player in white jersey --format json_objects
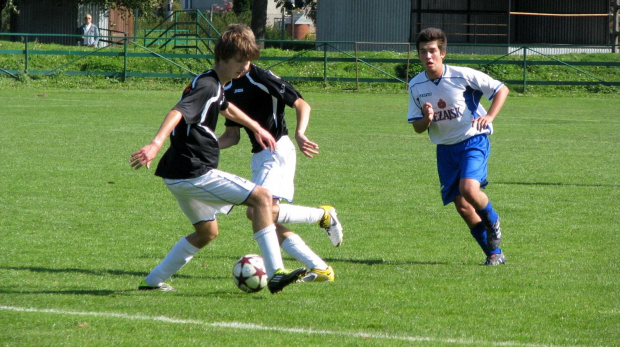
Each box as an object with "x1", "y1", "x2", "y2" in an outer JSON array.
[
  {"x1": 407, "y1": 28, "x2": 510, "y2": 265},
  {"x1": 220, "y1": 63, "x2": 343, "y2": 282}
]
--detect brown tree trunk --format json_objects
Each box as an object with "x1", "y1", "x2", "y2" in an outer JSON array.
[
  {"x1": 251, "y1": 0, "x2": 267, "y2": 49},
  {"x1": 0, "y1": 0, "x2": 10, "y2": 32}
]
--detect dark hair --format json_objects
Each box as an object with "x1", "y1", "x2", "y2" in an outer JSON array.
[
  {"x1": 416, "y1": 27, "x2": 447, "y2": 52},
  {"x1": 214, "y1": 24, "x2": 260, "y2": 63}
]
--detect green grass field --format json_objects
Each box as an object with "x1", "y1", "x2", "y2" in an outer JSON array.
[{"x1": 0, "y1": 88, "x2": 618, "y2": 346}]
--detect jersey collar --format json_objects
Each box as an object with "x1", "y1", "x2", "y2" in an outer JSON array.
[{"x1": 426, "y1": 65, "x2": 446, "y2": 85}]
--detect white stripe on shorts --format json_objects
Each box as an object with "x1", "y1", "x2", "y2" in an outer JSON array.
[{"x1": 164, "y1": 169, "x2": 257, "y2": 224}]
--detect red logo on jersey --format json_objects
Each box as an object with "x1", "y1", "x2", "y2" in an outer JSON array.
[{"x1": 437, "y1": 99, "x2": 446, "y2": 109}]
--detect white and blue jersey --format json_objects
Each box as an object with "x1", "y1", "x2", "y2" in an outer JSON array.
[{"x1": 407, "y1": 65, "x2": 504, "y2": 145}]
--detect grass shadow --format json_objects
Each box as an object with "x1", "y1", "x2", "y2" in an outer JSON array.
[
  {"x1": 0, "y1": 289, "x2": 119, "y2": 296},
  {"x1": 196, "y1": 254, "x2": 452, "y2": 266},
  {"x1": 495, "y1": 181, "x2": 618, "y2": 188},
  {"x1": 0, "y1": 265, "x2": 221, "y2": 280}
]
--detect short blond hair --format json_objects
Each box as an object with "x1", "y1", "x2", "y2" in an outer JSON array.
[{"x1": 214, "y1": 24, "x2": 260, "y2": 63}]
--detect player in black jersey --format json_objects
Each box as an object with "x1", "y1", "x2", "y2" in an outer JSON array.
[
  {"x1": 220, "y1": 64, "x2": 343, "y2": 282},
  {"x1": 130, "y1": 24, "x2": 306, "y2": 293}
]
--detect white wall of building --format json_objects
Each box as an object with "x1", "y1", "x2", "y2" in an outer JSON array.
[{"x1": 181, "y1": 0, "x2": 281, "y2": 28}]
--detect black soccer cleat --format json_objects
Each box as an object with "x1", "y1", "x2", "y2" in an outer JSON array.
[{"x1": 267, "y1": 268, "x2": 307, "y2": 294}]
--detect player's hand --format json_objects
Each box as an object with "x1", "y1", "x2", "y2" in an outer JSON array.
[
  {"x1": 129, "y1": 144, "x2": 158, "y2": 170},
  {"x1": 295, "y1": 133, "x2": 319, "y2": 158},
  {"x1": 254, "y1": 128, "x2": 276, "y2": 152},
  {"x1": 472, "y1": 115, "x2": 494, "y2": 131},
  {"x1": 423, "y1": 102, "x2": 434, "y2": 122}
]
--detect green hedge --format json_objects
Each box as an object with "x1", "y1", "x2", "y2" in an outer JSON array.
[{"x1": 0, "y1": 38, "x2": 618, "y2": 95}]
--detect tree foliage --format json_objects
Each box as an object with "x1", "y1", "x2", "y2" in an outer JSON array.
[
  {"x1": 274, "y1": 0, "x2": 316, "y2": 21},
  {"x1": 3, "y1": 0, "x2": 158, "y2": 16},
  {"x1": 1, "y1": 0, "x2": 159, "y2": 32},
  {"x1": 233, "y1": 0, "x2": 252, "y2": 15}
]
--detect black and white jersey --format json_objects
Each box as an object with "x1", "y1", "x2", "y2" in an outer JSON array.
[
  {"x1": 223, "y1": 64, "x2": 302, "y2": 153},
  {"x1": 155, "y1": 70, "x2": 229, "y2": 179}
]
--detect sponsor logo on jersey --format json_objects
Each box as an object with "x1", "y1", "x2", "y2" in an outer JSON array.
[
  {"x1": 419, "y1": 92, "x2": 431, "y2": 97},
  {"x1": 279, "y1": 83, "x2": 286, "y2": 94},
  {"x1": 434, "y1": 107, "x2": 463, "y2": 122},
  {"x1": 234, "y1": 88, "x2": 244, "y2": 93}
]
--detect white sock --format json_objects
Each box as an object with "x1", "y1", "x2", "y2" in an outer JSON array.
[
  {"x1": 281, "y1": 234, "x2": 328, "y2": 271},
  {"x1": 253, "y1": 225, "x2": 284, "y2": 278},
  {"x1": 277, "y1": 204, "x2": 325, "y2": 224},
  {"x1": 145, "y1": 237, "x2": 199, "y2": 287}
]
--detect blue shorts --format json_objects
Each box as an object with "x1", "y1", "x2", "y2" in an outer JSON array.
[{"x1": 436, "y1": 135, "x2": 490, "y2": 205}]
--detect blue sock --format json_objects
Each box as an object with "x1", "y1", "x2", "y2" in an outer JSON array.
[
  {"x1": 470, "y1": 222, "x2": 491, "y2": 256},
  {"x1": 489, "y1": 247, "x2": 502, "y2": 255},
  {"x1": 470, "y1": 222, "x2": 501, "y2": 256},
  {"x1": 476, "y1": 201, "x2": 499, "y2": 231}
]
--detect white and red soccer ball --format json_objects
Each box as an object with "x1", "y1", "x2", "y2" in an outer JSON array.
[{"x1": 232, "y1": 254, "x2": 268, "y2": 293}]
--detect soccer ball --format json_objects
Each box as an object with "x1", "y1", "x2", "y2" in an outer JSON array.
[{"x1": 232, "y1": 254, "x2": 268, "y2": 293}]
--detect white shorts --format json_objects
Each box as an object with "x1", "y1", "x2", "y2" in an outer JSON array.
[
  {"x1": 251, "y1": 136, "x2": 296, "y2": 202},
  {"x1": 164, "y1": 169, "x2": 257, "y2": 225}
]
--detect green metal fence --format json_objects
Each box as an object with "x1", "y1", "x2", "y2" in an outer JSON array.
[
  {"x1": 144, "y1": 29, "x2": 190, "y2": 46},
  {"x1": 142, "y1": 10, "x2": 219, "y2": 55},
  {"x1": 1, "y1": 32, "x2": 619, "y2": 91}
]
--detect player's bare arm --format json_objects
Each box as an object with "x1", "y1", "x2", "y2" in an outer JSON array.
[
  {"x1": 472, "y1": 85, "x2": 510, "y2": 131},
  {"x1": 218, "y1": 126, "x2": 241, "y2": 149},
  {"x1": 412, "y1": 102, "x2": 435, "y2": 134},
  {"x1": 220, "y1": 103, "x2": 276, "y2": 152},
  {"x1": 292, "y1": 98, "x2": 319, "y2": 158},
  {"x1": 130, "y1": 109, "x2": 183, "y2": 170}
]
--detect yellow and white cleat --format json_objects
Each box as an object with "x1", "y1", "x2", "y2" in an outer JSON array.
[
  {"x1": 318, "y1": 206, "x2": 343, "y2": 247},
  {"x1": 302, "y1": 265, "x2": 335, "y2": 282}
]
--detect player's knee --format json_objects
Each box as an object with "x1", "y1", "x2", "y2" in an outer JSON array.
[
  {"x1": 245, "y1": 207, "x2": 254, "y2": 220},
  {"x1": 248, "y1": 186, "x2": 273, "y2": 210},
  {"x1": 459, "y1": 183, "x2": 479, "y2": 202}
]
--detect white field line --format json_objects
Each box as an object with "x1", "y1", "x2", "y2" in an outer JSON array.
[{"x1": 0, "y1": 305, "x2": 571, "y2": 346}]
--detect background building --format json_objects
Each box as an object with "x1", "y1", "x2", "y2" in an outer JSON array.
[
  {"x1": 12, "y1": 2, "x2": 133, "y2": 47},
  {"x1": 180, "y1": 0, "x2": 282, "y2": 27},
  {"x1": 316, "y1": 0, "x2": 615, "y2": 53}
]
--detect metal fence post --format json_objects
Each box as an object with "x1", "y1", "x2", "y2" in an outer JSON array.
[
  {"x1": 355, "y1": 42, "x2": 359, "y2": 90},
  {"x1": 196, "y1": 12, "x2": 199, "y2": 55},
  {"x1": 323, "y1": 43, "x2": 327, "y2": 86},
  {"x1": 24, "y1": 36, "x2": 29, "y2": 74},
  {"x1": 522, "y1": 47, "x2": 527, "y2": 92},
  {"x1": 123, "y1": 37, "x2": 128, "y2": 82}
]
